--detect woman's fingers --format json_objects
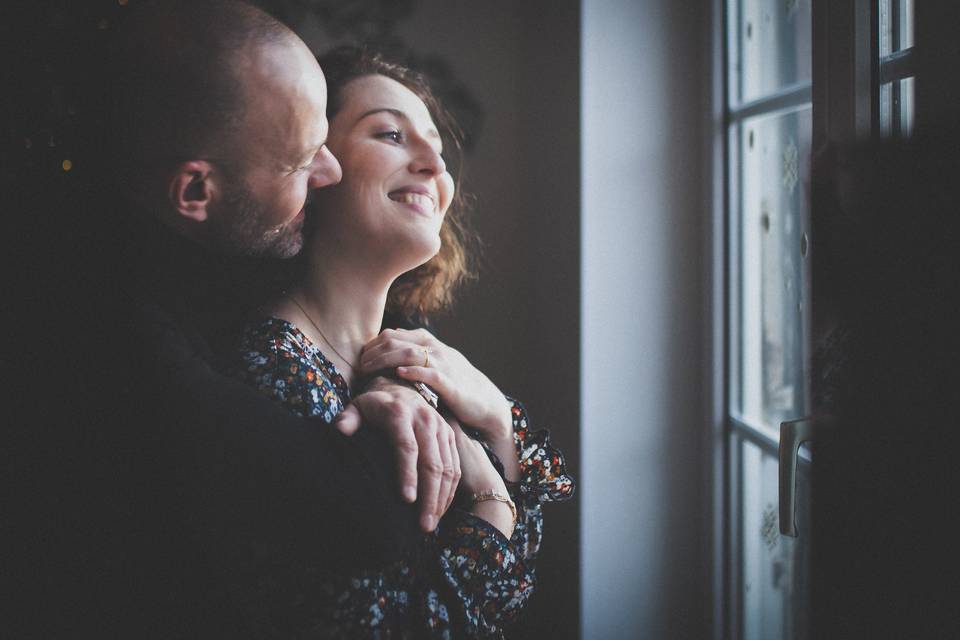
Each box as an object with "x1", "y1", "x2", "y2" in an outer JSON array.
[
  {"x1": 360, "y1": 329, "x2": 440, "y2": 372},
  {"x1": 395, "y1": 366, "x2": 452, "y2": 397},
  {"x1": 360, "y1": 344, "x2": 439, "y2": 374}
]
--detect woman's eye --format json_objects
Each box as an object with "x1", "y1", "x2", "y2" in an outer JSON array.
[{"x1": 376, "y1": 130, "x2": 403, "y2": 143}]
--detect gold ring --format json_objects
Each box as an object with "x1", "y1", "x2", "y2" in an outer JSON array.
[{"x1": 422, "y1": 347, "x2": 430, "y2": 368}]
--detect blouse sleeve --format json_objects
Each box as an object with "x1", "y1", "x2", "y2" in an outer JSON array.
[
  {"x1": 327, "y1": 510, "x2": 534, "y2": 638},
  {"x1": 504, "y1": 397, "x2": 576, "y2": 506},
  {"x1": 235, "y1": 319, "x2": 346, "y2": 423},
  {"x1": 472, "y1": 397, "x2": 576, "y2": 564}
]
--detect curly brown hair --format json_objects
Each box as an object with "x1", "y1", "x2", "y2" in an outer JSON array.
[{"x1": 318, "y1": 46, "x2": 477, "y2": 319}]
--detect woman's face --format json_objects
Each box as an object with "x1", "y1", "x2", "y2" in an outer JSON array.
[{"x1": 310, "y1": 74, "x2": 454, "y2": 273}]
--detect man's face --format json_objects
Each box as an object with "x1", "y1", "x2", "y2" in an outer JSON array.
[{"x1": 208, "y1": 38, "x2": 341, "y2": 258}]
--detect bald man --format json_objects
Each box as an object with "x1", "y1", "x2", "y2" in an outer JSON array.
[{"x1": 51, "y1": 1, "x2": 463, "y2": 634}]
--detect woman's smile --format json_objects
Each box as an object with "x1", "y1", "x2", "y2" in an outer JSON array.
[{"x1": 387, "y1": 186, "x2": 438, "y2": 215}]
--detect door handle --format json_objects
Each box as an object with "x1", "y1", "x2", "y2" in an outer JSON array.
[{"x1": 778, "y1": 417, "x2": 815, "y2": 537}]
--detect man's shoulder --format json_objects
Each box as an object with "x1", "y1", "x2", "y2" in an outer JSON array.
[{"x1": 128, "y1": 293, "x2": 218, "y2": 378}]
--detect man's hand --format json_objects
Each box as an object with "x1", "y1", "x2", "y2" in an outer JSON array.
[{"x1": 334, "y1": 378, "x2": 461, "y2": 532}]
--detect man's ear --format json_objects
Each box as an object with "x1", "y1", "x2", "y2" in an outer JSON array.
[{"x1": 167, "y1": 160, "x2": 218, "y2": 223}]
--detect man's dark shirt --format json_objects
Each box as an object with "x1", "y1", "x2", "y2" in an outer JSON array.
[{"x1": 12, "y1": 212, "x2": 423, "y2": 636}]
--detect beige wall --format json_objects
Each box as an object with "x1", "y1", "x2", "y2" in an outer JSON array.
[{"x1": 582, "y1": 1, "x2": 711, "y2": 638}]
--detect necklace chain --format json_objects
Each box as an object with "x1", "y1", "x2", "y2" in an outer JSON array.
[{"x1": 283, "y1": 292, "x2": 357, "y2": 373}]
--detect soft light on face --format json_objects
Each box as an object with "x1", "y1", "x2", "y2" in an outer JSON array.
[
  {"x1": 210, "y1": 38, "x2": 342, "y2": 257},
  {"x1": 309, "y1": 74, "x2": 455, "y2": 271}
]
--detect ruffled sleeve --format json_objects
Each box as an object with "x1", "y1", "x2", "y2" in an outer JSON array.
[
  {"x1": 505, "y1": 397, "x2": 576, "y2": 507},
  {"x1": 471, "y1": 397, "x2": 575, "y2": 566}
]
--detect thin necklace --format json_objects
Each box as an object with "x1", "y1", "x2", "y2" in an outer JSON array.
[{"x1": 283, "y1": 292, "x2": 357, "y2": 373}]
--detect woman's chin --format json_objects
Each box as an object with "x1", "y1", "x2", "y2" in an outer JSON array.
[{"x1": 394, "y1": 238, "x2": 442, "y2": 273}]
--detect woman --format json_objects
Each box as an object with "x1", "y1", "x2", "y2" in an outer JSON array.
[{"x1": 234, "y1": 47, "x2": 573, "y2": 637}]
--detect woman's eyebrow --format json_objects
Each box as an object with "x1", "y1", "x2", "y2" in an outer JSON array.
[{"x1": 356, "y1": 107, "x2": 405, "y2": 123}]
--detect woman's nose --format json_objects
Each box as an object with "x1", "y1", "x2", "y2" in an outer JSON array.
[
  {"x1": 308, "y1": 146, "x2": 342, "y2": 189},
  {"x1": 411, "y1": 143, "x2": 446, "y2": 176}
]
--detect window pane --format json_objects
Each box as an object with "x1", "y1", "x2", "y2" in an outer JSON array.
[
  {"x1": 735, "y1": 107, "x2": 811, "y2": 432},
  {"x1": 880, "y1": 0, "x2": 914, "y2": 56},
  {"x1": 879, "y1": 77, "x2": 915, "y2": 138},
  {"x1": 736, "y1": 0, "x2": 811, "y2": 104},
  {"x1": 900, "y1": 76, "x2": 915, "y2": 136},
  {"x1": 901, "y1": 0, "x2": 914, "y2": 49},
  {"x1": 740, "y1": 439, "x2": 810, "y2": 640}
]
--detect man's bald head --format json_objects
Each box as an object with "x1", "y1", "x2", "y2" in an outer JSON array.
[
  {"x1": 110, "y1": 0, "x2": 340, "y2": 257},
  {"x1": 113, "y1": 0, "x2": 300, "y2": 178}
]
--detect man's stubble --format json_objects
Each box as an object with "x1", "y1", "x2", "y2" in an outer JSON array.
[{"x1": 214, "y1": 177, "x2": 304, "y2": 259}]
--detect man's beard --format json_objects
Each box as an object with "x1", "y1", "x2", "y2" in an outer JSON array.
[{"x1": 213, "y1": 180, "x2": 304, "y2": 259}]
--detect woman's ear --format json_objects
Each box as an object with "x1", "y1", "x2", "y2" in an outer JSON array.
[{"x1": 167, "y1": 160, "x2": 216, "y2": 223}]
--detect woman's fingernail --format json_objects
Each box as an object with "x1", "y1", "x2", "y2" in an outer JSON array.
[
  {"x1": 396, "y1": 366, "x2": 407, "y2": 374},
  {"x1": 404, "y1": 485, "x2": 416, "y2": 502}
]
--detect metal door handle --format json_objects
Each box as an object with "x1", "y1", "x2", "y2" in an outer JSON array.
[{"x1": 778, "y1": 417, "x2": 815, "y2": 537}]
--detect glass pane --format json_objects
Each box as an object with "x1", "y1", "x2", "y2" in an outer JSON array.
[
  {"x1": 736, "y1": 107, "x2": 811, "y2": 433},
  {"x1": 879, "y1": 77, "x2": 915, "y2": 138},
  {"x1": 879, "y1": 82, "x2": 892, "y2": 137},
  {"x1": 736, "y1": 0, "x2": 811, "y2": 104},
  {"x1": 900, "y1": 76, "x2": 915, "y2": 136},
  {"x1": 901, "y1": 0, "x2": 914, "y2": 50},
  {"x1": 880, "y1": 0, "x2": 914, "y2": 56},
  {"x1": 740, "y1": 439, "x2": 810, "y2": 640}
]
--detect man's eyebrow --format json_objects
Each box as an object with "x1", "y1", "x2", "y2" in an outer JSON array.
[{"x1": 356, "y1": 107, "x2": 441, "y2": 140}]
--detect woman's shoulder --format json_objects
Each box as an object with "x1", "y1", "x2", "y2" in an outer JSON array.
[
  {"x1": 234, "y1": 316, "x2": 347, "y2": 421},
  {"x1": 239, "y1": 316, "x2": 315, "y2": 359}
]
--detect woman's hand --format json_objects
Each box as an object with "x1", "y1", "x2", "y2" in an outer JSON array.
[
  {"x1": 447, "y1": 417, "x2": 514, "y2": 539},
  {"x1": 359, "y1": 328, "x2": 513, "y2": 442}
]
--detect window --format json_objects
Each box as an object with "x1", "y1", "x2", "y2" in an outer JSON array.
[
  {"x1": 725, "y1": 1, "x2": 812, "y2": 637},
  {"x1": 717, "y1": 1, "x2": 914, "y2": 638}
]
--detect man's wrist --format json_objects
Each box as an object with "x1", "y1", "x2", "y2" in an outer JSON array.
[{"x1": 363, "y1": 374, "x2": 439, "y2": 411}]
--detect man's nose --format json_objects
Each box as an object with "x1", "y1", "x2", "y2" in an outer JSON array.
[{"x1": 308, "y1": 146, "x2": 342, "y2": 189}]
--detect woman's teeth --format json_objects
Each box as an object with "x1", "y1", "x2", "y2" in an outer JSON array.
[{"x1": 389, "y1": 191, "x2": 434, "y2": 210}]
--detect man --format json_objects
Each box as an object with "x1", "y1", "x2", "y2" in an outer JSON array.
[{"x1": 50, "y1": 0, "x2": 461, "y2": 634}]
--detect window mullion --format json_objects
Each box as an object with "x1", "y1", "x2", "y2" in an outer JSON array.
[{"x1": 812, "y1": 0, "x2": 878, "y2": 148}]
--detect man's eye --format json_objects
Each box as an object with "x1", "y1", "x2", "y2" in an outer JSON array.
[{"x1": 376, "y1": 130, "x2": 403, "y2": 143}]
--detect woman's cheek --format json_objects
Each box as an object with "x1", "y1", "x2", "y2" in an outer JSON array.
[{"x1": 439, "y1": 172, "x2": 455, "y2": 214}]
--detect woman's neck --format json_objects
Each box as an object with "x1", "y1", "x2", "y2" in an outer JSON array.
[{"x1": 277, "y1": 260, "x2": 393, "y2": 387}]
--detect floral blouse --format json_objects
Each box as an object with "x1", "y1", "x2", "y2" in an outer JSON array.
[{"x1": 234, "y1": 317, "x2": 575, "y2": 638}]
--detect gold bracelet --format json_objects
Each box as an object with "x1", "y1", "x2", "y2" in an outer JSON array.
[{"x1": 470, "y1": 490, "x2": 517, "y2": 531}]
